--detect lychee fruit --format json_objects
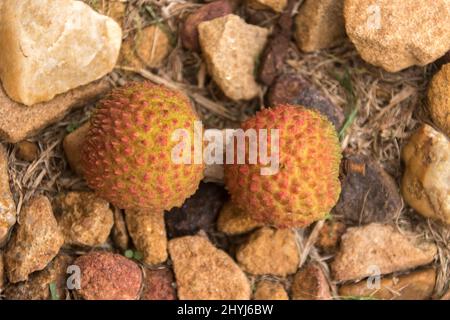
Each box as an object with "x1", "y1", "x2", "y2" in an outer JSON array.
[
  {"x1": 224, "y1": 105, "x2": 342, "y2": 228},
  {"x1": 81, "y1": 82, "x2": 204, "y2": 211}
]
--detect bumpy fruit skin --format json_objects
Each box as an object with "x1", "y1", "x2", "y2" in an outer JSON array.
[
  {"x1": 81, "y1": 82, "x2": 204, "y2": 211},
  {"x1": 224, "y1": 105, "x2": 342, "y2": 228}
]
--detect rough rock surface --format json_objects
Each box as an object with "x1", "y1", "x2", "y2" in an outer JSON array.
[
  {"x1": 248, "y1": 0, "x2": 287, "y2": 13},
  {"x1": 54, "y1": 192, "x2": 114, "y2": 247},
  {"x1": 266, "y1": 75, "x2": 344, "y2": 129},
  {"x1": 4, "y1": 254, "x2": 73, "y2": 300},
  {"x1": 339, "y1": 268, "x2": 436, "y2": 300},
  {"x1": 316, "y1": 220, "x2": 346, "y2": 253},
  {"x1": 165, "y1": 182, "x2": 228, "y2": 238},
  {"x1": 291, "y1": 263, "x2": 332, "y2": 300},
  {"x1": 0, "y1": 145, "x2": 16, "y2": 246},
  {"x1": 74, "y1": 251, "x2": 142, "y2": 300},
  {"x1": 253, "y1": 280, "x2": 289, "y2": 300},
  {"x1": 141, "y1": 268, "x2": 177, "y2": 300},
  {"x1": 83, "y1": 0, "x2": 127, "y2": 25},
  {"x1": 0, "y1": 0, "x2": 121, "y2": 106},
  {"x1": 125, "y1": 210, "x2": 168, "y2": 265},
  {"x1": 182, "y1": 0, "x2": 233, "y2": 52},
  {"x1": 236, "y1": 227, "x2": 299, "y2": 277},
  {"x1": 335, "y1": 155, "x2": 402, "y2": 224},
  {"x1": 217, "y1": 202, "x2": 262, "y2": 235},
  {"x1": 0, "y1": 251, "x2": 4, "y2": 291},
  {"x1": 16, "y1": 141, "x2": 39, "y2": 162},
  {"x1": 198, "y1": 14, "x2": 268, "y2": 101},
  {"x1": 112, "y1": 208, "x2": 129, "y2": 251},
  {"x1": 168, "y1": 235, "x2": 251, "y2": 300},
  {"x1": 0, "y1": 78, "x2": 111, "y2": 143},
  {"x1": 401, "y1": 125, "x2": 450, "y2": 225},
  {"x1": 63, "y1": 122, "x2": 90, "y2": 176},
  {"x1": 331, "y1": 223, "x2": 437, "y2": 282},
  {"x1": 428, "y1": 64, "x2": 450, "y2": 137},
  {"x1": 344, "y1": 0, "x2": 450, "y2": 72},
  {"x1": 5, "y1": 196, "x2": 64, "y2": 283},
  {"x1": 295, "y1": 0, "x2": 346, "y2": 52}
]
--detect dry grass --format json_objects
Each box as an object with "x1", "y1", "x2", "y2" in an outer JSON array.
[{"x1": 2, "y1": 0, "x2": 449, "y2": 299}]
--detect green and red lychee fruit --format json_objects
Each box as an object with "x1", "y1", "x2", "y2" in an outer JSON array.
[
  {"x1": 224, "y1": 105, "x2": 342, "y2": 228},
  {"x1": 81, "y1": 82, "x2": 204, "y2": 211}
]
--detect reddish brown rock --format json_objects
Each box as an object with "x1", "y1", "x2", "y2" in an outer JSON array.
[
  {"x1": 339, "y1": 268, "x2": 436, "y2": 300},
  {"x1": 5, "y1": 196, "x2": 64, "y2": 283},
  {"x1": 74, "y1": 251, "x2": 143, "y2": 300},
  {"x1": 16, "y1": 141, "x2": 39, "y2": 162},
  {"x1": 141, "y1": 268, "x2": 176, "y2": 300},
  {"x1": 181, "y1": 0, "x2": 233, "y2": 52},
  {"x1": 291, "y1": 263, "x2": 332, "y2": 300},
  {"x1": 169, "y1": 235, "x2": 251, "y2": 300},
  {"x1": 0, "y1": 78, "x2": 111, "y2": 143},
  {"x1": 63, "y1": 122, "x2": 90, "y2": 176},
  {"x1": 316, "y1": 220, "x2": 346, "y2": 253},
  {"x1": 236, "y1": 227, "x2": 300, "y2": 277},
  {"x1": 253, "y1": 280, "x2": 288, "y2": 300},
  {"x1": 266, "y1": 75, "x2": 344, "y2": 129},
  {"x1": 427, "y1": 63, "x2": 450, "y2": 138},
  {"x1": 335, "y1": 155, "x2": 402, "y2": 224},
  {"x1": 0, "y1": 144, "x2": 16, "y2": 247},
  {"x1": 331, "y1": 223, "x2": 437, "y2": 282}
]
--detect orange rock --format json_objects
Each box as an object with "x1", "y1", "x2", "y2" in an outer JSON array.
[
  {"x1": 0, "y1": 145, "x2": 16, "y2": 246},
  {"x1": 217, "y1": 202, "x2": 262, "y2": 235},
  {"x1": 253, "y1": 280, "x2": 288, "y2": 300},
  {"x1": 16, "y1": 141, "x2": 39, "y2": 162},
  {"x1": 427, "y1": 64, "x2": 450, "y2": 137},
  {"x1": 63, "y1": 122, "x2": 91, "y2": 176}
]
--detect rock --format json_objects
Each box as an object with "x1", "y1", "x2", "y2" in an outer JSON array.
[
  {"x1": 401, "y1": 125, "x2": 450, "y2": 225},
  {"x1": 16, "y1": 141, "x2": 39, "y2": 162},
  {"x1": 266, "y1": 75, "x2": 344, "y2": 129},
  {"x1": 4, "y1": 196, "x2": 64, "y2": 283},
  {"x1": 165, "y1": 182, "x2": 228, "y2": 238},
  {"x1": 0, "y1": 251, "x2": 5, "y2": 291},
  {"x1": 344, "y1": 0, "x2": 450, "y2": 72},
  {"x1": 0, "y1": 77, "x2": 111, "y2": 143},
  {"x1": 54, "y1": 192, "x2": 114, "y2": 247},
  {"x1": 119, "y1": 25, "x2": 172, "y2": 69},
  {"x1": 0, "y1": 0, "x2": 122, "y2": 106},
  {"x1": 125, "y1": 210, "x2": 167, "y2": 265},
  {"x1": 63, "y1": 122, "x2": 90, "y2": 176},
  {"x1": 168, "y1": 235, "x2": 251, "y2": 300},
  {"x1": 331, "y1": 223, "x2": 437, "y2": 282},
  {"x1": 335, "y1": 155, "x2": 402, "y2": 224},
  {"x1": 4, "y1": 254, "x2": 73, "y2": 300},
  {"x1": 74, "y1": 251, "x2": 142, "y2": 300},
  {"x1": 291, "y1": 263, "x2": 332, "y2": 300},
  {"x1": 141, "y1": 268, "x2": 177, "y2": 300},
  {"x1": 236, "y1": 227, "x2": 299, "y2": 277},
  {"x1": 0, "y1": 145, "x2": 16, "y2": 246},
  {"x1": 248, "y1": 0, "x2": 287, "y2": 13},
  {"x1": 339, "y1": 268, "x2": 436, "y2": 300},
  {"x1": 112, "y1": 208, "x2": 129, "y2": 251},
  {"x1": 198, "y1": 14, "x2": 269, "y2": 101},
  {"x1": 181, "y1": 0, "x2": 233, "y2": 52},
  {"x1": 316, "y1": 220, "x2": 346, "y2": 253},
  {"x1": 427, "y1": 64, "x2": 450, "y2": 137},
  {"x1": 295, "y1": 0, "x2": 346, "y2": 52},
  {"x1": 253, "y1": 280, "x2": 288, "y2": 300},
  {"x1": 83, "y1": 0, "x2": 127, "y2": 25},
  {"x1": 258, "y1": 0, "x2": 294, "y2": 85},
  {"x1": 217, "y1": 202, "x2": 262, "y2": 235}
]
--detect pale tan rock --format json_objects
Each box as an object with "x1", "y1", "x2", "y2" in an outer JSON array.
[
  {"x1": 339, "y1": 268, "x2": 436, "y2": 300},
  {"x1": 0, "y1": 145, "x2": 16, "y2": 247},
  {"x1": 0, "y1": 0, "x2": 122, "y2": 106},
  {"x1": 198, "y1": 14, "x2": 268, "y2": 101},
  {"x1": 54, "y1": 192, "x2": 114, "y2": 247},
  {"x1": 253, "y1": 280, "x2": 288, "y2": 300},
  {"x1": 236, "y1": 227, "x2": 299, "y2": 277},
  {"x1": 428, "y1": 64, "x2": 450, "y2": 137},
  {"x1": 401, "y1": 125, "x2": 450, "y2": 225},
  {"x1": 16, "y1": 141, "x2": 39, "y2": 162},
  {"x1": 0, "y1": 251, "x2": 5, "y2": 291},
  {"x1": 295, "y1": 0, "x2": 346, "y2": 52},
  {"x1": 4, "y1": 254, "x2": 73, "y2": 300},
  {"x1": 169, "y1": 235, "x2": 251, "y2": 300},
  {"x1": 63, "y1": 122, "x2": 91, "y2": 176},
  {"x1": 331, "y1": 223, "x2": 437, "y2": 282},
  {"x1": 0, "y1": 78, "x2": 111, "y2": 143},
  {"x1": 5, "y1": 196, "x2": 64, "y2": 283},
  {"x1": 217, "y1": 202, "x2": 262, "y2": 235},
  {"x1": 125, "y1": 210, "x2": 167, "y2": 265},
  {"x1": 344, "y1": 0, "x2": 450, "y2": 72},
  {"x1": 291, "y1": 263, "x2": 332, "y2": 300},
  {"x1": 248, "y1": 0, "x2": 287, "y2": 13}
]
